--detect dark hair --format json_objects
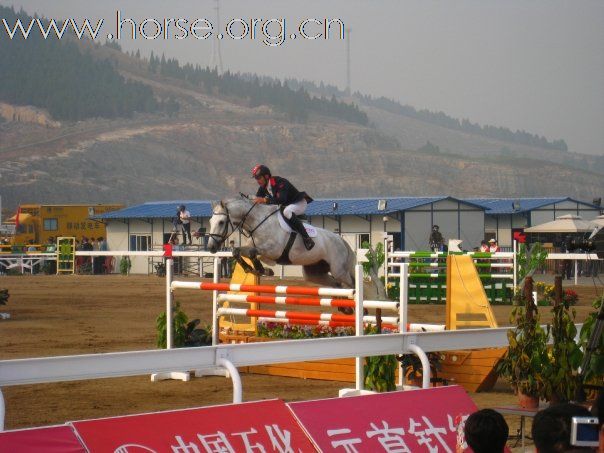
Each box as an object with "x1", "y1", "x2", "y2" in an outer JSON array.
[
  {"x1": 464, "y1": 409, "x2": 509, "y2": 453},
  {"x1": 532, "y1": 403, "x2": 592, "y2": 452}
]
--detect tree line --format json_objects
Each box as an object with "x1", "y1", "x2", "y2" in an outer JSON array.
[
  {"x1": 0, "y1": 6, "x2": 157, "y2": 121},
  {"x1": 284, "y1": 77, "x2": 568, "y2": 152},
  {"x1": 148, "y1": 53, "x2": 368, "y2": 125}
]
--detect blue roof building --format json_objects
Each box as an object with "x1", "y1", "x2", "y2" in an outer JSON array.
[{"x1": 95, "y1": 196, "x2": 601, "y2": 274}]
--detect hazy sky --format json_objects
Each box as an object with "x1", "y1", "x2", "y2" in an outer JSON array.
[{"x1": 2, "y1": 0, "x2": 603, "y2": 155}]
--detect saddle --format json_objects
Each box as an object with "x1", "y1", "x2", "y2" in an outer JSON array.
[{"x1": 276, "y1": 211, "x2": 318, "y2": 237}]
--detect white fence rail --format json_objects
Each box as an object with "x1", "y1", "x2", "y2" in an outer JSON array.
[{"x1": 0, "y1": 328, "x2": 513, "y2": 430}]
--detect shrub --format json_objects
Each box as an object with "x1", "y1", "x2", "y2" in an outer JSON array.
[{"x1": 156, "y1": 301, "x2": 212, "y2": 348}]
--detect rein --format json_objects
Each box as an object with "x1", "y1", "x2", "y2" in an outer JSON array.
[{"x1": 211, "y1": 202, "x2": 279, "y2": 247}]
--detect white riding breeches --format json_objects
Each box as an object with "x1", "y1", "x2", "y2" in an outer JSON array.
[{"x1": 283, "y1": 199, "x2": 307, "y2": 219}]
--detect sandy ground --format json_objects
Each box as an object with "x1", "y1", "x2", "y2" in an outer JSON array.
[{"x1": 0, "y1": 273, "x2": 601, "y2": 450}]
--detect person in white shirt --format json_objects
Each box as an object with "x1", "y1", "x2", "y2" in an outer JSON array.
[{"x1": 178, "y1": 205, "x2": 192, "y2": 245}]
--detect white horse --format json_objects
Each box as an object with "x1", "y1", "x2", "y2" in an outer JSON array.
[{"x1": 207, "y1": 197, "x2": 357, "y2": 289}]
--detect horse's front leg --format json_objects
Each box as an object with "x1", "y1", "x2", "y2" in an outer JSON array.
[
  {"x1": 232, "y1": 247, "x2": 256, "y2": 274},
  {"x1": 236, "y1": 246, "x2": 274, "y2": 276}
]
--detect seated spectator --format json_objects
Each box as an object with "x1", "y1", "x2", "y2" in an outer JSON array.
[
  {"x1": 532, "y1": 402, "x2": 594, "y2": 452},
  {"x1": 479, "y1": 240, "x2": 489, "y2": 253},
  {"x1": 45, "y1": 237, "x2": 56, "y2": 253},
  {"x1": 463, "y1": 408, "x2": 509, "y2": 453},
  {"x1": 488, "y1": 238, "x2": 500, "y2": 253}
]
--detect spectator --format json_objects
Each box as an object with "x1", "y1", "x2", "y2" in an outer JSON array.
[
  {"x1": 168, "y1": 235, "x2": 183, "y2": 274},
  {"x1": 179, "y1": 205, "x2": 192, "y2": 246},
  {"x1": 80, "y1": 237, "x2": 93, "y2": 274},
  {"x1": 27, "y1": 240, "x2": 37, "y2": 252},
  {"x1": 488, "y1": 238, "x2": 500, "y2": 253},
  {"x1": 98, "y1": 237, "x2": 108, "y2": 252},
  {"x1": 463, "y1": 408, "x2": 509, "y2": 453},
  {"x1": 220, "y1": 239, "x2": 236, "y2": 278},
  {"x1": 429, "y1": 225, "x2": 444, "y2": 252},
  {"x1": 45, "y1": 237, "x2": 56, "y2": 253},
  {"x1": 479, "y1": 240, "x2": 489, "y2": 253},
  {"x1": 532, "y1": 402, "x2": 594, "y2": 452}
]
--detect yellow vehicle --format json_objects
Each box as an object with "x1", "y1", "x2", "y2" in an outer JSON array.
[{"x1": 3, "y1": 204, "x2": 123, "y2": 247}]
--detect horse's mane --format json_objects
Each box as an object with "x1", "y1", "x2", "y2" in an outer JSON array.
[{"x1": 221, "y1": 197, "x2": 276, "y2": 215}]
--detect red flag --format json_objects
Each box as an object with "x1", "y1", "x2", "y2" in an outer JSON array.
[{"x1": 14, "y1": 206, "x2": 21, "y2": 232}]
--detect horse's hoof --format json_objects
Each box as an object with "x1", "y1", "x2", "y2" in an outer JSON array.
[{"x1": 264, "y1": 269, "x2": 275, "y2": 277}]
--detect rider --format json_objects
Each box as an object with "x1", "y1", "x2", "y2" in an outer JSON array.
[{"x1": 251, "y1": 164, "x2": 315, "y2": 251}]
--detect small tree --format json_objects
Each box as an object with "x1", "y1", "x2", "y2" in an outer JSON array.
[
  {"x1": 119, "y1": 256, "x2": 131, "y2": 275},
  {"x1": 578, "y1": 297, "x2": 604, "y2": 392},
  {"x1": 496, "y1": 277, "x2": 548, "y2": 402},
  {"x1": 541, "y1": 277, "x2": 583, "y2": 403},
  {"x1": 516, "y1": 242, "x2": 547, "y2": 288},
  {"x1": 156, "y1": 302, "x2": 211, "y2": 348},
  {"x1": 360, "y1": 242, "x2": 396, "y2": 392}
]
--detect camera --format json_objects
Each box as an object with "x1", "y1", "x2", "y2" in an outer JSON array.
[{"x1": 570, "y1": 416, "x2": 599, "y2": 447}]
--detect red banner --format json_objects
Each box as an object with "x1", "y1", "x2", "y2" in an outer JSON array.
[
  {"x1": 0, "y1": 425, "x2": 85, "y2": 453},
  {"x1": 289, "y1": 386, "x2": 477, "y2": 452},
  {"x1": 72, "y1": 399, "x2": 315, "y2": 452}
]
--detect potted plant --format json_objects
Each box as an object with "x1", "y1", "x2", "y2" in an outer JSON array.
[
  {"x1": 360, "y1": 242, "x2": 397, "y2": 392},
  {"x1": 540, "y1": 277, "x2": 583, "y2": 404},
  {"x1": 397, "y1": 351, "x2": 442, "y2": 387},
  {"x1": 577, "y1": 296, "x2": 604, "y2": 399},
  {"x1": 156, "y1": 301, "x2": 212, "y2": 348},
  {"x1": 496, "y1": 277, "x2": 548, "y2": 408},
  {"x1": 119, "y1": 256, "x2": 131, "y2": 275}
]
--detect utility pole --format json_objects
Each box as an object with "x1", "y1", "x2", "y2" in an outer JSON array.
[
  {"x1": 345, "y1": 27, "x2": 351, "y2": 96},
  {"x1": 209, "y1": 0, "x2": 224, "y2": 74}
]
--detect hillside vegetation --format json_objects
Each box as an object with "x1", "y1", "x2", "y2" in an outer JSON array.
[{"x1": 0, "y1": 5, "x2": 602, "y2": 208}]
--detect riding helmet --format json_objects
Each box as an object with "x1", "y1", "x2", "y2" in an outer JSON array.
[{"x1": 251, "y1": 164, "x2": 271, "y2": 179}]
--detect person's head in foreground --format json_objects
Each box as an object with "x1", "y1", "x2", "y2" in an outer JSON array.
[
  {"x1": 532, "y1": 403, "x2": 595, "y2": 452},
  {"x1": 463, "y1": 408, "x2": 509, "y2": 453}
]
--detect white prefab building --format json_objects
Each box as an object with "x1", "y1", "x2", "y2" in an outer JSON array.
[
  {"x1": 468, "y1": 197, "x2": 603, "y2": 248},
  {"x1": 306, "y1": 197, "x2": 485, "y2": 253},
  {"x1": 95, "y1": 197, "x2": 601, "y2": 274}
]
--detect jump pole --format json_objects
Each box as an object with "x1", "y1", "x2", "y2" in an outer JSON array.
[
  {"x1": 399, "y1": 262, "x2": 408, "y2": 387},
  {"x1": 194, "y1": 256, "x2": 227, "y2": 378},
  {"x1": 354, "y1": 264, "x2": 364, "y2": 391},
  {"x1": 151, "y1": 245, "x2": 190, "y2": 382}
]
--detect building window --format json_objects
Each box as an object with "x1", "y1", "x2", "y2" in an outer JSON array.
[
  {"x1": 130, "y1": 234, "x2": 151, "y2": 251},
  {"x1": 358, "y1": 233, "x2": 370, "y2": 248},
  {"x1": 43, "y1": 218, "x2": 58, "y2": 231}
]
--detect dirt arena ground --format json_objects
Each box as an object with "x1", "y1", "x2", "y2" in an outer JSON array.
[{"x1": 0, "y1": 273, "x2": 601, "y2": 450}]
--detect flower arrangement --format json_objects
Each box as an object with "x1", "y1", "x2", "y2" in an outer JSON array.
[
  {"x1": 256, "y1": 321, "x2": 355, "y2": 339},
  {"x1": 256, "y1": 321, "x2": 398, "y2": 339},
  {"x1": 563, "y1": 289, "x2": 578, "y2": 306}
]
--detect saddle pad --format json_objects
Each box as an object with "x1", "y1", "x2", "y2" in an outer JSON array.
[{"x1": 277, "y1": 211, "x2": 318, "y2": 237}]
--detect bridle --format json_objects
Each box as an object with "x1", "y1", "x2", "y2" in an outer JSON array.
[{"x1": 208, "y1": 201, "x2": 279, "y2": 247}]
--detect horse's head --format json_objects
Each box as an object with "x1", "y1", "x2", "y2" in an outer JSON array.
[
  {"x1": 207, "y1": 200, "x2": 230, "y2": 253},
  {"x1": 207, "y1": 198, "x2": 253, "y2": 253}
]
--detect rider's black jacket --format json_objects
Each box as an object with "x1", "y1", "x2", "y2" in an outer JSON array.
[{"x1": 256, "y1": 176, "x2": 313, "y2": 206}]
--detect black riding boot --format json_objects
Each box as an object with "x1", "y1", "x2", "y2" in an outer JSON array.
[{"x1": 288, "y1": 214, "x2": 315, "y2": 251}]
